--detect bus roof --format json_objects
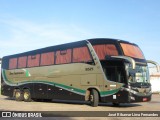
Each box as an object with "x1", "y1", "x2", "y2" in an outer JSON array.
[{"x1": 2, "y1": 38, "x2": 134, "y2": 59}]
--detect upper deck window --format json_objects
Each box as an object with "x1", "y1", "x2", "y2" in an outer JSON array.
[
  {"x1": 93, "y1": 44, "x2": 119, "y2": 60},
  {"x1": 18, "y1": 56, "x2": 27, "y2": 68},
  {"x1": 56, "y1": 49, "x2": 71, "y2": 64},
  {"x1": 41, "y1": 52, "x2": 54, "y2": 66},
  {"x1": 73, "y1": 46, "x2": 92, "y2": 62},
  {"x1": 27, "y1": 54, "x2": 40, "y2": 67},
  {"x1": 120, "y1": 43, "x2": 145, "y2": 59},
  {"x1": 9, "y1": 58, "x2": 17, "y2": 69}
]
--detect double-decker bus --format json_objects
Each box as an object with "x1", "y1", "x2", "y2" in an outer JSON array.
[{"x1": 1, "y1": 38, "x2": 159, "y2": 107}]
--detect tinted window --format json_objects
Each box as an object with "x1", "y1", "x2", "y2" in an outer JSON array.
[
  {"x1": 120, "y1": 43, "x2": 144, "y2": 59},
  {"x1": 56, "y1": 49, "x2": 71, "y2": 64},
  {"x1": 18, "y1": 56, "x2": 27, "y2": 68},
  {"x1": 41, "y1": 52, "x2": 54, "y2": 66},
  {"x1": 27, "y1": 54, "x2": 40, "y2": 67},
  {"x1": 9, "y1": 58, "x2": 17, "y2": 69},
  {"x1": 93, "y1": 44, "x2": 119, "y2": 60},
  {"x1": 73, "y1": 46, "x2": 92, "y2": 62}
]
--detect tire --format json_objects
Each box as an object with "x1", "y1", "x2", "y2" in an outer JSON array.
[
  {"x1": 90, "y1": 89, "x2": 99, "y2": 107},
  {"x1": 14, "y1": 89, "x2": 24, "y2": 101},
  {"x1": 23, "y1": 89, "x2": 32, "y2": 102}
]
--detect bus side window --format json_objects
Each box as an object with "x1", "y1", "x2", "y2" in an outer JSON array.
[
  {"x1": 56, "y1": 49, "x2": 71, "y2": 64},
  {"x1": 9, "y1": 58, "x2": 17, "y2": 69},
  {"x1": 93, "y1": 44, "x2": 118, "y2": 60},
  {"x1": 40, "y1": 52, "x2": 54, "y2": 66},
  {"x1": 27, "y1": 54, "x2": 40, "y2": 67},
  {"x1": 73, "y1": 46, "x2": 92, "y2": 63},
  {"x1": 18, "y1": 56, "x2": 27, "y2": 68}
]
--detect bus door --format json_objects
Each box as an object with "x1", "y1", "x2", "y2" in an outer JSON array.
[
  {"x1": 105, "y1": 65, "x2": 125, "y2": 84},
  {"x1": 104, "y1": 61, "x2": 127, "y2": 102}
]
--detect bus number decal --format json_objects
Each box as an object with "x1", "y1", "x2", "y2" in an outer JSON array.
[{"x1": 85, "y1": 67, "x2": 93, "y2": 71}]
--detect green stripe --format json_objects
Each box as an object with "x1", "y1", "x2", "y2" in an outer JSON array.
[
  {"x1": 2, "y1": 70, "x2": 86, "y2": 95},
  {"x1": 15, "y1": 80, "x2": 86, "y2": 95},
  {"x1": 54, "y1": 82, "x2": 86, "y2": 94},
  {"x1": 3, "y1": 69, "x2": 120, "y2": 96},
  {"x1": 25, "y1": 70, "x2": 30, "y2": 77},
  {"x1": 2, "y1": 70, "x2": 12, "y2": 84}
]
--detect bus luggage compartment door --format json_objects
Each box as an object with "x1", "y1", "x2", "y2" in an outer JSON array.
[{"x1": 33, "y1": 83, "x2": 48, "y2": 99}]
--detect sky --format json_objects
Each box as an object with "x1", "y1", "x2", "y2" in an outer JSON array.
[{"x1": 0, "y1": 0, "x2": 160, "y2": 64}]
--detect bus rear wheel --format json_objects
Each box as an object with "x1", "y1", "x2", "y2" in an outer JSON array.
[
  {"x1": 23, "y1": 89, "x2": 32, "y2": 102},
  {"x1": 14, "y1": 89, "x2": 24, "y2": 101},
  {"x1": 90, "y1": 89, "x2": 99, "y2": 107}
]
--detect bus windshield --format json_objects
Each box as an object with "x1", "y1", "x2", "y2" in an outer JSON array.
[
  {"x1": 128, "y1": 65, "x2": 150, "y2": 83},
  {"x1": 120, "y1": 43, "x2": 145, "y2": 59}
]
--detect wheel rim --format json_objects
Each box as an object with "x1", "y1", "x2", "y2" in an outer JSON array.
[
  {"x1": 15, "y1": 92, "x2": 21, "y2": 98},
  {"x1": 24, "y1": 92, "x2": 29, "y2": 100},
  {"x1": 90, "y1": 95, "x2": 94, "y2": 102}
]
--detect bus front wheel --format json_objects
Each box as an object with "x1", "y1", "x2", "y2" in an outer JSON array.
[
  {"x1": 90, "y1": 89, "x2": 99, "y2": 107},
  {"x1": 14, "y1": 89, "x2": 24, "y2": 101},
  {"x1": 23, "y1": 89, "x2": 32, "y2": 102}
]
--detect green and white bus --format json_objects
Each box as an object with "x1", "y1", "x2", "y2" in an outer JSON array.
[{"x1": 1, "y1": 38, "x2": 159, "y2": 107}]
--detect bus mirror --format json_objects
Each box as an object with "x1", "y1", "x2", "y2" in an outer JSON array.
[
  {"x1": 147, "y1": 60, "x2": 160, "y2": 72},
  {"x1": 111, "y1": 56, "x2": 136, "y2": 69}
]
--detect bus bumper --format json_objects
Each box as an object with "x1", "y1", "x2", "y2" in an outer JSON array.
[
  {"x1": 100, "y1": 89, "x2": 152, "y2": 103},
  {"x1": 129, "y1": 92, "x2": 152, "y2": 103}
]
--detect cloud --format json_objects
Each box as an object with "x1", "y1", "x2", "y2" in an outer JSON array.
[{"x1": 0, "y1": 17, "x2": 93, "y2": 57}]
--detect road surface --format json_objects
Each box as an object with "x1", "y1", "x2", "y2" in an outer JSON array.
[{"x1": 0, "y1": 94, "x2": 160, "y2": 120}]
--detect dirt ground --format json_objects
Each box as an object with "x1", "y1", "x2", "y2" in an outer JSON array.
[
  {"x1": 0, "y1": 94, "x2": 160, "y2": 120},
  {"x1": 0, "y1": 94, "x2": 160, "y2": 111}
]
